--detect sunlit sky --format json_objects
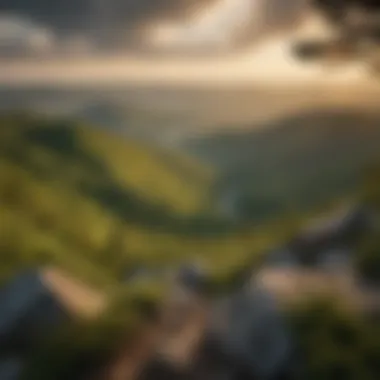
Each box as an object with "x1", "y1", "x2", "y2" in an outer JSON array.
[
  {"x1": 149, "y1": 0, "x2": 259, "y2": 48},
  {"x1": 0, "y1": 0, "x2": 375, "y2": 87}
]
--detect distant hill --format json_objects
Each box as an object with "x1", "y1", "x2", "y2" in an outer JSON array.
[{"x1": 186, "y1": 109, "x2": 380, "y2": 222}]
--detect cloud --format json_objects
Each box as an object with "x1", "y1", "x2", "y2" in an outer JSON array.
[
  {"x1": 149, "y1": 0, "x2": 260, "y2": 49},
  {"x1": 0, "y1": 14, "x2": 54, "y2": 53},
  {"x1": 0, "y1": 0, "x2": 312, "y2": 54},
  {"x1": 0, "y1": 0, "x2": 215, "y2": 41},
  {"x1": 149, "y1": 0, "x2": 309, "y2": 50}
]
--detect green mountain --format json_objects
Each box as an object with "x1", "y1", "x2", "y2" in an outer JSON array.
[
  {"x1": 187, "y1": 109, "x2": 380, "y2": 222},
  {"x1": 0, "y1": 113, "x2": 263, "y2": 288}
]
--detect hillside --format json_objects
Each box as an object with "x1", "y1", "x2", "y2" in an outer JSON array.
[
  {"x1": 187, "y1": 108, "x2": 380, "y2": 222},
  {"x1": 0, "y1": 113, "x2": 266, "y2": 288},
  {"x1": 0, "y1": 111, "x2": 379, "y2": 380},
  {"x1": 2, "y1": 109, "x2": 379, "y2": 288},
  {"x1": 0, "y1": 113, "x2": 214, "y2": 215}
]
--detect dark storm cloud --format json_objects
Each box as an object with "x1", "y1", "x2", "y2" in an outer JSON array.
[
  {"x1": 313, "y1": 0, "x2": 380, "y2": 21},
  {"x1": 0, "y1": 0, "x2": 315, "y2": 51},
  {"x1": 0, "y1": 0, "x2": 215, "y2": 38}
]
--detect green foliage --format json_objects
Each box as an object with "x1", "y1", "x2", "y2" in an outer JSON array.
[
  {"x1": 356, "y1": 163, "x2": 380, "y2": 283},
  {"x1": 0, "y1": 112, "x2": 266, "y2": 337},
  {"x1": 355, "y1": 235, "x2": 380, "y2": 284},
  {"x1": 23, "y1": 280, "x2": 165, "y2": 380},
  {"x1": 0, "y1": 113, "x2": 240, "y2": 283},
  {"x1": 361, "y1": 163, "x2": 380, "y2": 211},
  {"x1": 23, "y1": 314, "x2": 138, "y2": 380},
  {"x1": 287, "y1": 297, "x2": 380, "y2": 380}
]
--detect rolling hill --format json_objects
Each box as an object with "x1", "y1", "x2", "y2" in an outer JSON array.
[
  {"x1": 1, "y1": 108, "x2": 379, "y2": 291},
  {"x1": 0, "y1": 112, "x2": 264, "y2": 289},
  {"x1": 187, "y1": 108, "x2": 380, "y2": 222}
]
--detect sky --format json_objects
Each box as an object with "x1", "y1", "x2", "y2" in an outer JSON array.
[
  {"x1": 0, "y1": 1, "x2": 215, "y2": 36},
  {"x1": 0, "y1": 0, "x2": 375, "y2": 87},
  {"x1": 0, "y1": 0, "x2": 234, "y2": 50},
  {"x1": 0, "y1": 0, "x2": 308, "y2": 53},
  {"x1": 148, "y1": 0, "x2": 261, "y2": 49}
]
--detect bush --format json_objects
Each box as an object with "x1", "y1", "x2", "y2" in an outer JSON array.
[
  {"x1": 22, "y1": 288, "x2": 159, "y2": 380},
  {"x1": 286, "y1": 297, "x2": 379, "y2": 380},
  {"x1": 356, "y1": 236, "x2": 380, "y2": 284}
]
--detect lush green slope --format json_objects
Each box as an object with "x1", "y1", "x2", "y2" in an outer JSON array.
[
  {"x1": 188, "y1": 109, "x2": 380, "y2": 222},
  {"x1": 2, "y1": 109, "x2": 379, "y2": 287},
  {"x1": 0, "y1": 113, "x2": 265, "y2": 287},
  {"x1": 0, "y1": 113, "x2": 214, "y2": 215}
]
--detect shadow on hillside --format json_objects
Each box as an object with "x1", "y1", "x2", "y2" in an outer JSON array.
[{"x1": 186, "y1": 108, "x2": 380, "y2": 222}]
